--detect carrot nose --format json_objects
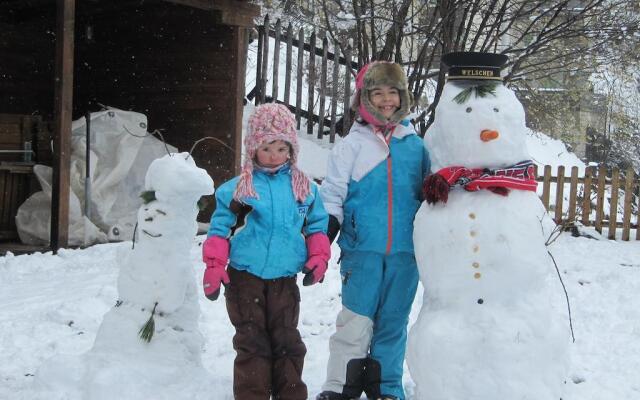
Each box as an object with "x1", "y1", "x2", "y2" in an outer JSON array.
[{"x1": 480, "y1": 129, "x2": 499, "y2": 142}]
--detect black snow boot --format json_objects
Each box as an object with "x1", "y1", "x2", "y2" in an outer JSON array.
[
  {"x1": 315, "y1": 391, "x2": 348, "y2": 400},
  {"x1": 362, "y1": 357, "x2": 382, "y2": 399}
]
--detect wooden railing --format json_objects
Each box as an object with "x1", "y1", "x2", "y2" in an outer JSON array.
[
  {"x1": 252, "y1": 15, "x2": 356, "y2": 143},
  {"x1": 538, "y1": 165, "x2": 639, "y2": 241}
]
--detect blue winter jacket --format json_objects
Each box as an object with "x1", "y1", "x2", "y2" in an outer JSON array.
[
  {"x1": 208, "y1": 164, "x2": 329, "y2": 279},
  {"x1": 320, "y1": 120, "x2": 430, "y2": 254}
]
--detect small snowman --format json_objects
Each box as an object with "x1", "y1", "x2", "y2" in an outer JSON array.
[
  {"x1": 407, "y1": 52, "x2": 569, "y2": 400},
  {"x1": 35, "y1": 153, "x2": 215, "y2": 400}
]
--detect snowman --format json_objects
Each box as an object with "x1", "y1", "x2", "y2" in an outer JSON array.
[
  {"x1": 407, "y1": 52, "x2": 569, "y2": 400},
  {"x1": 35, "y1": 153, "x2": 216, "y2": 400}
]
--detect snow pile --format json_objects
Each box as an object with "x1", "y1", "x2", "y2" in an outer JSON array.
[
  {"x1": 526, "y1": 129, "x2": 586, "y2": 174},
  {"x1": 33, "y1": 153, "x2": 215, "y2": 400}
]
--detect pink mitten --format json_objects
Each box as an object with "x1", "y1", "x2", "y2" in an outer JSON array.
[
  {"x1": 202, "y1": 236, "x2": 230, "y2": 301},
  {"x1": 302, "y1": 232, "x2": 331, "y2": 286}
]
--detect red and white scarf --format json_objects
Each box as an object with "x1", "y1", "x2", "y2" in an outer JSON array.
[{"x1": 437, "y1": 160, "x2": 537, "y2": 195}]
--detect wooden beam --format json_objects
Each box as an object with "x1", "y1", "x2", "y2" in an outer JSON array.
[
  {"x1": 230, "y1": 25, "x2": 247, "y2": 174},
  {"x1": 162, "y1": 0, "x2": 259, "y2": 26},
  {"x1": 51, "y1": 0, "x2": 75, "y2": 252}
]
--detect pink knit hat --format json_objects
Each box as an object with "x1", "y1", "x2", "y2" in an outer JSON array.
[{"x1": 233, "y1": 103, "x2": 311, "y2": 203}]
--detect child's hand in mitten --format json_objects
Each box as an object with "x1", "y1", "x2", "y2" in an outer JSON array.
[
  {"x1": 203, "y1": 262, "x2": 230, "y2": 301},
  {"x1": 302, "y1": 232, "x2": 331, "y2": 286},
  {"x1": 302, "y1": 257, "x2": 328, "y2": 286},
  {"x1": 202, "y1": 236, "x2": 230, "y2": 301}
]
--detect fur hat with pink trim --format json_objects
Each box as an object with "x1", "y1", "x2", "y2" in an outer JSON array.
[
  {"x1": 351, "y1": 61, "x2": 413, "y2": 129},
  {"x1": 233, "y1": 103, "x2": 311, "y2": 203}
]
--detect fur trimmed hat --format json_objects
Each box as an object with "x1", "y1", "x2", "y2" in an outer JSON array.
[
  {"x1": 233, "y1": 103, "x2": 311, "y2": 203},
  {"x1": 351, "y1": 61, "x2": 413, "y2": 129}
]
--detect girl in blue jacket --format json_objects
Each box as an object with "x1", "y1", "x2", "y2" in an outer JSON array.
[
  {"x1": 317, "y1": 62, "x2": 431, "y2": 400},
  {"x1": 202, "y1": 103, "x2": 331, "y2": 400}
]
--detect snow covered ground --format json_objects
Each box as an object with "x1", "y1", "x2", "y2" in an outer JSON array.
[
  {"x1": 1, "y1": 225, "x2": 639, "y2": 399},
  {"x1": 1, "y1": 129, "x2": 639, "y2": 399}
]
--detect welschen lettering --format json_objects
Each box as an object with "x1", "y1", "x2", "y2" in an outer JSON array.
[{"x1": 461, "y1": 69, "x2": 494, "y2": 77}]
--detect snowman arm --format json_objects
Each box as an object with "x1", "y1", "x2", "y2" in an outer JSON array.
[{"x1": 320, "y1": 140, "x2": 357, "y2": 225}]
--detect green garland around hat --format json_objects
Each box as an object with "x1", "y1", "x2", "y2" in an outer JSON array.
[{"x1": 453, "y1": 82, "x2": 498, "y2": 104}]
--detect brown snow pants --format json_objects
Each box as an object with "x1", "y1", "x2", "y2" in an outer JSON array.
[{"x1": 225, "y1": 267, "x2": 308, "y2": 400}]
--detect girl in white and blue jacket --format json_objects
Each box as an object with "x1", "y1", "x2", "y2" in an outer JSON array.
[
  {"x1": 317, "y1": 62, "x2": 431, "y2": 400},
  {"x1": 202, "y1": 103, "x2": 330, "y2": 400}
]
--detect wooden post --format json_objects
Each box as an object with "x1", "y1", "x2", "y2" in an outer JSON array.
[
  {"x1": 621, "y1": 167, "x2": 635, "y2": 241},
  {"x1": 567, "y1": 166, "x2": 579, "y2": 223},
  {"x1": 541, "y1": 165, "x2": 552, "y2": 210},
  {"x1": 260, "y1": 15, "x2": 270, "y2": 103},
  {"x1": 329, "y1": 39, "x2": 339, "y2": 143},
  {"x1": 306, "y1": 30, "x2": 316, "y2": 136},
  {"x1": 555, "y1": 165, "x2": 565, "y2": 224},
  {"x1": 607, "y1": 168, "x2": 620, "y2": 239},
  {"x1": 582, "y1": 166, "x2": 593, "y2": 226},
  {"x1": 318, "y1": 35, "x2": 328, "y2": 139},
  {"x1": 51, "y1": 0, "x2": 76, "y2": 252},
  {"x1": 271, "y1": 19, "x2": 281, "y2": 101},
  {"x1": 231, "y1": 25, "x2": 249, "y2": 175},
  {"x1": 343, "y1": 45, "x2": 352, "y2": 136},
  {"x1": 255, "y1": 24, "x2": 263, "y2": 105},
  {"x1": 637, "y1": 183, "x2": 640, "y2": 240},
  {"x1": 595, "y1": 164, "x2": 607, "y2": 234},
  {"x1": 284, "y1": 23, "x2": 293, "y2": 105},
  {"x1": 295, "y1": 27, "x2": 304, "y2": 128}
]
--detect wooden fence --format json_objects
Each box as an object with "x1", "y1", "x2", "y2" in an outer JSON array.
[
  {"x1": 252, "y1": 15, "x2": 357, "y2": 143},
  {"x1": 538, "y1": 165, "x2": 639, "y2": 241},
  {"x1": 252, "y1": 18, "x2": 640, "y2": 242}
]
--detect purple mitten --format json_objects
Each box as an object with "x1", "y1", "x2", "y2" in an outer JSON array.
[
  {"x1": 202, "y1": 236, "x2": 230, "y2": 300},
  {"x1": 302, "y1": 232, "x2": 331, "y2": 286}
]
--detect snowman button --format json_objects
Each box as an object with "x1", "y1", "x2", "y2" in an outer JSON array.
[
  {"x1": 473, "y1": 245, "x2": 480, "y2": 253},
  {"x1": 470, "y1": 230, "x2": 477, "y2": 237},
  {"x1": 469, "y1": 212, "x2": 476, "y2": 219},
  {"x1": 474, "y1": 272, "x2": 481, "y2": 279},
  {"x1": 472, "y1": 262, "x2": 480, "y2": 268},
  {"x1": 477, "y1": 298, "x2": 484, "y2": 304}
]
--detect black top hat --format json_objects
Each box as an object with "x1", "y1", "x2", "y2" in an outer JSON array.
[{"x1": 442, "y1": 52, "x2": 508, "y2": 81}]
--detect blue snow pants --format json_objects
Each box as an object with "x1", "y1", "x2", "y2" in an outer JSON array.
[{"x1": 322, "y1": 250, "x2": 419, "y2": 400}]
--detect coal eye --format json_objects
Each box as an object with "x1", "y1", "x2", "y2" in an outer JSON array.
[
  {"x1": 493, "y1": 107, "x2": 499, "y2": 112},
  {"x1": 466, "y1": 107, "x2": 472, "y2": 113}
]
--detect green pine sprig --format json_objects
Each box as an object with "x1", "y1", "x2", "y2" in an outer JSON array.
[
  {"x1": 140, "y1": 190, "x2": 157, "y2": 204},
  {"x1": 475, "y1": 82, "x2": 498, "y2": 98},
  {"x1": 138, "y1": 302, "x2": 158, "y2": 343},
  {"x1": 453, "y1": 83, "x2": 498, "y2": 104},
  {"x1": 453, "y1": 87, "x2": 473, "y2": 104}
]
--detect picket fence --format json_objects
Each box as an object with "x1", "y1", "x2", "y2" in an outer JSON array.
[
  {"x1": 252, "y1": 19, "x2": 640, "y2": 242},
  {"x1": 538, "y1": 165, "x2": 639, "y2": 241},
  {"x1": 252, "y1": 16, "x2": 357, "y2": 143}
]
